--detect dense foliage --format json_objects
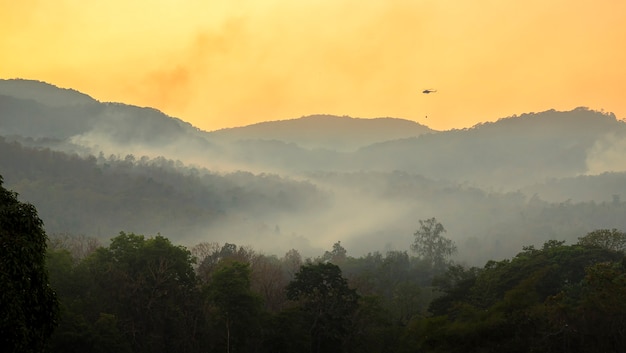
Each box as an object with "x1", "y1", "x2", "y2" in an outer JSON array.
[
  {"x1": 3, "y1": 135, "x2": 626, "y2": 352},
  {"x1": 416, "y1": 239, "x2": 626, "y2": 353},
  {"x1": 5, "y1": 80, "x2": 626, "y2": 352},
  {"x1": 37, "y1": 225, "x2": 626, "y2": 353},
  {"x1": 0, "y1": 176, "x2": 58, "y2": 352}
]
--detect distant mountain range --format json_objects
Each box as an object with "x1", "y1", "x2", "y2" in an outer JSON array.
[
  {"x1": 0, "y1": 79, "x2": 432, "y2": 150},
  {"x1": 207, "y1": 114, "x2": 434, "y2": 151},
  {"x1": 3, "y1": 79, "x2": 625, "y2": 188},
  {"x1": 2, "y1": 78, "x2": 626, "y2": 264}
]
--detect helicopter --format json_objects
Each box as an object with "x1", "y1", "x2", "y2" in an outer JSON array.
[{"x1": 422, "y1": 89, "x2": 437, "y2": 94}]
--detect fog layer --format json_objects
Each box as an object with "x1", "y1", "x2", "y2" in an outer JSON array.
[{"x1": 2, "y1": 79, "x2": 626, "y2": 264}]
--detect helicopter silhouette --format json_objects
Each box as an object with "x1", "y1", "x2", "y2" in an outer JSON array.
[{"x1": 422, "y1": 89, "x2": 437, "y2": 94}]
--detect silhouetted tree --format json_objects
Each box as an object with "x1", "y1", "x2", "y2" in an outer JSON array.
[{"x1": 0, "y1": 175, "x2": 59, "y2": 352}]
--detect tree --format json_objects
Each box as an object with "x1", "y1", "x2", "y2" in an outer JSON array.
[
  {"x1": 416, "y1": 240, "x2": 625, "y2": 352},
  {"x1": 205, "y1": 260, "x2": 263, "y2": 353},
  {"x1": 282, "y1": 248, "x2": 303, "y2": 278},
  {"x1": 250, "y1": 254, "x2": 288, "y2": 312},
  {"x1": 195, "y1": 242, "x2": 256, "y2": 284},
  {"x1": 374, "y1": 250, "x2": 427, "y2": 323},
  {"x1": 0, "y1": 175, "x2": 59, "y2": 352},
  {"x1": 286, "y1": 262, "x2": 359, "y2": 353},
  {"x1": 411, "y1": 217, "x2": 457, "y2": 271},
  {"x1": 48, "y1": 233, "x2": 100, "y2": 261},
  {"x1": 85, "y1": 232, "x2": 199, "y2": 353},
  {"x1": 544, "y1": 259, "x2": 626, "y2": 352},
  {"x1": 321, "y1": 241, "x2": 347, "y2": 264},
  {"x1": 46, "y1": 247, "x2": 133, "y2": 353},
  {"x1": 578, "y1": 228, "x2": 626, "y2": 252},
  {"x1": 429, "y1": 264, "x2": 481, "y2": 316}
]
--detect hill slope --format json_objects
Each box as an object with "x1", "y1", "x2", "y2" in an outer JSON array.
[
  {"x1": 351, "y1": 108, "x2": 626, "y2": 188},
  {"x1": 3, "y1": 79, "x2": 626, "y2": 187},
  {"x1": 0, "y1": 78, "x2": 96, "y2": 106},
  {"x1": 208, "y1": 114, "x2": 434, "y2": 151},
  {"x1": 3, "y1": 79, "x2": 626, "y2": 264}
]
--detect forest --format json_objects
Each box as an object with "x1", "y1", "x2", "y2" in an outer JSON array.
[
  {"x1": 3, "y1": 80, "x2": 626, "y2": 352},
  {"x1": 5, "y1": 177, "x2": 626, "y2": 352},
  {"x1": 3, "y1": 136, "x2": 626, "y2": 266}
]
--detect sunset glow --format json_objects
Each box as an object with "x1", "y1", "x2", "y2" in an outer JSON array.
[{"x1": 2, "y1": 0, "x2": 625, "y2": 131}]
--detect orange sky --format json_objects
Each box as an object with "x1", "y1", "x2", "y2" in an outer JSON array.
[{"x1": 1, "y1": 0, "x2": 625, "y2": 131}]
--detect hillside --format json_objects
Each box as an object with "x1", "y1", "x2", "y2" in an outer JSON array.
[
  {"x1": 352, "y1": 108, "x2": 626, "y2": 189},
  {"x1": 3, "y1": 136, "x2": 626, "y2": 264},
  {"x1": 0, "y1": 78, "x2": 96, "y2": 107},
  {"x1": 207, "y1": 114, "x2": 434, "y2": 151},
  {"x1": 0, "y1": 137, "x2": 328, "y2": 255},
  {"x1": 3, "y1": 80, "x2": 625, "y2": 188},
  {"x1": 2, "y1": 79, "x2": 626, "y2": 263}
]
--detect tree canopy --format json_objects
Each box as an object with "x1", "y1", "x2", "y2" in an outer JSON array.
[
  {"x1": 286, "y1": 262, "x2": 359, "y2": 353},
  {"x1": 577, "y1": 228, "x2": 626, "y2": 252},
  {"x1": 0, "y1": 175, "x2": 59, "y2": 352}
]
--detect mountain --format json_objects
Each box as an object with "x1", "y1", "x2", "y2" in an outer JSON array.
[
  {"x1": 0, "y1": 78, "x2": 96, "y2": 107},
  {"x1": 0, "y1": 79, "x2": 431, "y2": 169},
  {"x1": 3, "y1": 134, "x2": 626, "y2": 265},
  {"x1": 5, "y1": 81, "x2": 624, "y2": 188},
  {"x1": 349, "y1": 108, "x2": 626, "y2": 189},
  {"x1": 3, "y1": 78, "x2": 626, "y2": 264},
  {"x1": 0, "y1": 136, "x2": 329, "y2": 256},
  {"x1": 0, "y1": 79, "x2": 217, "y2": 162},
  {"x1": 207, "y1": 114, "x2": 434, "y2": 152},
  {"x1": 0, "y1": 80, "x2": 433, "y2": 151}
]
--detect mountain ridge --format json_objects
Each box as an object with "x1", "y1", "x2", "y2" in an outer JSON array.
[
  {"x1": 2, "y1": 78, "x2": 626, "y2": 263},
  {"x1": 0, "y1": 78, "x2": 97, "y2": 106},
  {"x1": 0, "y1": 79, "x2": 435, "y2": 152},
  {"x1": 2, "y1": 78, "x2": 626, "y2": 188},
  {"x1": 207, "y1": 114, "x2": 435, "y2": 151}
]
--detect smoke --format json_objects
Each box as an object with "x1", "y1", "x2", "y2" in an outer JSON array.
[{"x1": 586, "y1": 133, "x2": 626, "y2": 174}]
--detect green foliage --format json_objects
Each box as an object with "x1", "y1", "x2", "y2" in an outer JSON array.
[
  {"x1": 343, "y1": 295, "x2": 400, "y2": 353},
  {"x1": 262, "y1": 307, "x2": 311, "y2": 353},
  {"x1": 5, "y1": 167, "x2": 625, "y2": 353},
  {"x1": 542, "y1": 259, "x2": 626, "y2": 352},
  {"x1": 0, "y1": 175, "x2": 59, "y2": 352},
  {"x1": 340, "y1": 250, "x2": 434, "y2": 327},
  {"x1": 51, "y1": 232, "x2": 201, "y2": 352},
  {"x1": 429, "y1": 264, "x2": 481, "y2": 317},
  {"x1": 421, "y1": 239, "x2": 625, "y2": 352},
  {"x1": 205, "y1": 260, "x2": 263, "y2": 353},
  {"x1": 34, "y1": 225, "x2": 626, "y2": 352},
  {"x1": 287, "y1": 262, "x2": 360, "y2": 353},
  {"x1": 578, "y1": 228, "x2": 626, "y2": 252}
]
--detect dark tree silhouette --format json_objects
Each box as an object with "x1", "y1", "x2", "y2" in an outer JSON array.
[{"x1": 0, "y1": 175, "x2": 59, "y2": 352}]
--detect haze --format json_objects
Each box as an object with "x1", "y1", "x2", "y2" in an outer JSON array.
[
  {"x1": 2, "y1": 0, "x2": 626, "y2": 131},
  {"x1": 2, "y1": 76, "x2": 626, "y2": 265}
]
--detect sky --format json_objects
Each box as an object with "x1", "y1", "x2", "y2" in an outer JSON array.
[{"x1": 2, "y1": 0, "x2": 626, "y2": 132}]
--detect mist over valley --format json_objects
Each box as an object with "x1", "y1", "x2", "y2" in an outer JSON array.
[{"x1": 2, "y1": 78, "x2": 626, "y2": 265}]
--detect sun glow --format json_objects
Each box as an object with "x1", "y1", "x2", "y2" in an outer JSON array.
[{"x1": 2, "y1": 0, "x2": 625, "y2": 131}]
